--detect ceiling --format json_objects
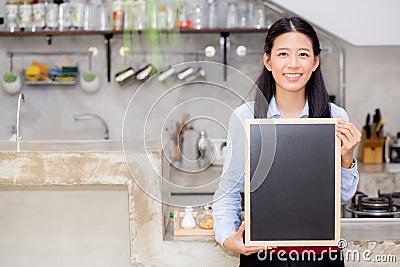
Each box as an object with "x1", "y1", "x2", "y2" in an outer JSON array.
[{"x1": 270, "y1": 0, "x2": 400, "y2": 46}]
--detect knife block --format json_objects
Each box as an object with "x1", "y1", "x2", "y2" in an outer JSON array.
[{"x1": 358, "y1": 129, "x2": 385, "y2": 164}]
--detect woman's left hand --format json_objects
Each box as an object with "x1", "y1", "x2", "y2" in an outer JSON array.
[{"x1": 336, "y1": 117, "x2": 362, "y2": 168}]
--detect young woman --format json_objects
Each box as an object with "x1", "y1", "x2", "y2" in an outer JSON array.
[{"x1": 213, "y1": 17, "x2": 361, "y2": 267}]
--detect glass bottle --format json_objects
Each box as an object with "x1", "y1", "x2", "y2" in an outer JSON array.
[
  {"x1": 59, "y1": 0, "x2": 72, "y2": 30},
  {"x1": 123, "y1": 0, "x2": 133, "y2": 30},
  {"x1": 97, "y1": 0, "x2": 109, "y2": 30},
  {"x1": 132, "y1": 0, "x2": 147, "y2": 31},
  {"x1": 5, "y1": 0, "x2": 19, "y2": 32},
  {"x1": 196, "y1": 204, "x2": 213, "y2": 229},
  {"x1": 32, "y1": 0, "x2": 46, "y2": 30},
  {"x1": 46, "y1": 0, "x2": 59, "y2": 29},
  {"x1": 254, "y1": 2, "x2": 265, "y2": 29},
  {"x1": 112, "y1": 0, "x2": 123, "y2": 30},
  {"x1": 242, "y1": 1, "x2": 254, "y2": 28},
  {"x1": 157, "y1": 4, "x2": 168, "y2": 30},
  {"x1": 173, "y1": 208, "x2": 180, "y2": 231},
  {"x1": 71, "y1": 0, "x2": 85, "y2": 29},
  {"x1": 177, "y1": 1, "x2": 191, "y2": 29},
  {"x1": 226, "y1": 1, "x2": 239, "y2": 28},
  {"x1": 132, "y1": 0, "x2": 146, "y2": 31},
  {"x1": 197, "y1": 130, "x2": 211, "y2": 168},
  {"x1": 83, "y1": 0, "x2": 96, "y2": 30},
  {"x1": 19, "y1": 0, "x2": 33, "y2": 31},
  {"x1": 207, "y1": 0, "x2": 217, "y2": 29},
  {"x1": 192, "y1": 3, "x2": 203, "y2": 30},
  {"x1": 180, "y1": 206, "x2": 196, "y2": 230}
]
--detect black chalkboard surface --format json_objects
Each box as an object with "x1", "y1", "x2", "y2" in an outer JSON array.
[{"x1": 244, "y1": 118, "x2": 340, "y2": 247}]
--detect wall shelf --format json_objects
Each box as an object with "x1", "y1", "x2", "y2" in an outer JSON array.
[
  {"x1": 0, "y1": 28, "x2": 269, "y2": 37},
  {"x1": 0, "y1": 28, "x2": 268, "y2": 82}
]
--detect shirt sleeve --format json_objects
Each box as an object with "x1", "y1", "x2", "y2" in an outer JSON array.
[
  {"x1": 212, "y1": 107, "x2": 247, "y2": 246},
  {"x1": 331, "y1": 104, "x2": 360, "y2": 204}
]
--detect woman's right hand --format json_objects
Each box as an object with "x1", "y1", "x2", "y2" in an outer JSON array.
[{"x1": 223, "y1": 222, "x2": 274, "y2": 256}]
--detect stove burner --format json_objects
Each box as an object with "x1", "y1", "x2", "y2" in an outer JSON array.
[
  {"x1": 346, "y1": 190, "x2": 400, "y2": 218},
  {"x1": 360, "y1": 197, "x2": 390, "y2": 212},
  {"x1": 381, "y1": 192, "x2": 400, "y2": 209}
]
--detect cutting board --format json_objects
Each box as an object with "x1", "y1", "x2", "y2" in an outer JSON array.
[{"x1": 173, "y1": 212, "x2": 214, "y2": 236}]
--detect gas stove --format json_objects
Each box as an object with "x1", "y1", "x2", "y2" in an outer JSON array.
[{"x1": 345, "y1": 190, "x2": 400, "y2": 218}]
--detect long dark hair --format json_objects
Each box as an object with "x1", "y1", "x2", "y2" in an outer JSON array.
[{"x1": 254, "y1": 17, "x2": 331, "y2": 118}]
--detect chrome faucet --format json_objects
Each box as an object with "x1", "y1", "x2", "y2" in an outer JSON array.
[
  {"x1": 16, "y1": 93, "x2": 25, "y2": 142},
  {"x1": 73, "y1": 113, "x2": 110, "y2": 140}
]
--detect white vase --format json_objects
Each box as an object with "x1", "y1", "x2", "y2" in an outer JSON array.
[{"x1": 180, "y1": 206, "x2": 196, "y2": 230}]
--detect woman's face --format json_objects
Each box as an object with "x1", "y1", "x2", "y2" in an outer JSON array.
[{"x1": 264, "y1": 32, "x2": 319, "y2": 95}]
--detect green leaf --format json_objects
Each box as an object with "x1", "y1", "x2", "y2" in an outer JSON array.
[
  {"x1": 3, "y1": 72, "x2": 18, "y2": 83},
  {"x1": 83, "y1": 72, "x2": 96, "y2": 82}
]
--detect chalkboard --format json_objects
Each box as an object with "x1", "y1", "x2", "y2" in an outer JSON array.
[{"x1": 244, "y1": 118, "x2": 340, "y2": 247}]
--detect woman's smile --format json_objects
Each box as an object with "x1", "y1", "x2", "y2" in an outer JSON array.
[{"x1": 283, "y1": 73, "x2": 302, "y2": 81}]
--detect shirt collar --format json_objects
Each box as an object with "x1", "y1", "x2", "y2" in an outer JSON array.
[{"x1": 267, "y1": 95, "x2": 309, "y2": 118}]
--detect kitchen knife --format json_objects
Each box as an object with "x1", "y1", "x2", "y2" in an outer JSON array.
[
  {"x1": 375, "y1": 119, "x2": 385, "y2": 137},
  {"x1": 364, "y1": 113, "x2": 371, "y2": 139},
  {"x1": 373, "y1": 109, "x2": 381, "y2": 124}
]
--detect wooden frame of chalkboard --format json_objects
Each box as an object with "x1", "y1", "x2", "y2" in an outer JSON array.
[{"x1": 244, "y1": 118, "x2": 340, "y2": 247}]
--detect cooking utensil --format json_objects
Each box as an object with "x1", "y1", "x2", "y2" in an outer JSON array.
[
  {"x1": 135, "y1": 64, "x2": 157, "y2": 81},
  {"x1": 373, "y1": 108, "x2": 381, "y2": 124},
  {"x1": 115, "y1": 47, "x2": 135, "y2": 86},
  {"x1": 157, "y1": 66, "x2": 176, "y2": 82},
  {"x1": 115, "y1": 67, "x2": 135, "y2": 85},
  {"x1": 184, "y1": 67, "x2": 206, "y2": 82},
  {"x1": 177, "y1": 67, "x2": 194, "y2": 80},
  {"x1": 363, "y1": 113, "x2": 371, "y2": 139},
  {"x1": 375, "y1": 119, "x2": 385, "y2": 137}
]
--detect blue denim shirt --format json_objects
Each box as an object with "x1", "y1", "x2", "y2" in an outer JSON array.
[{"x1": 212, "y1": 97, "x2": 359, "y2": 246}]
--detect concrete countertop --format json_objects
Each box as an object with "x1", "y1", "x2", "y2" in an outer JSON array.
[
  {"x1": 164, "y1": 217, "x2": 400, "y2": 243},
  {"x1": 0, "y1": 142, "x2": 241, "y2": 266},
  {"x1": 1, "y1": 142, "x2": 399, "y2": 266},
  {"x1": 358, "y1": 162, "x2": 400, "y2": 174},
  {"x1": 0, "y1": 140, "x2": 160, "y2": 152}
]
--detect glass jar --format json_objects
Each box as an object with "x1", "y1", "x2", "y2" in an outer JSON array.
[
  {"x1": 131, "y1": 0, "x2": 146, "y2": 30},
  {"x1": 46, "y1": 1, "x2": 59, "y2": 29},
  {"x1": 112, "y1": 0, "x2": 124, "y2": 30},
  {"x1": 226, "y1": 1, "x2": 239, "y2": 28},
  {"x1": 19, "y1": 0, "x2": 33, "y2": 31},
  {"x1": 32, "y1": 0, "x2": 46, "y2": 30},
  {"x1": 59, "y1": 1, "x2": 72, "y2": 30},
  {"x1": 207, "y1": 0, "x2": 217, "y2": 29},
  {"x1": 71, "y1": 0, "x2": 85, "y2": 29},
  {"x1": 5, "y1": 0, "x2": 19, "y2": 32},
  {"x1": 196, "y1": 204, "x2": 213, "y2": 229}
]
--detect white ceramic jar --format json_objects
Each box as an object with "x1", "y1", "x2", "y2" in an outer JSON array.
[{"x1": 180, "y1": 206, "x2": 196, "y2": 230}]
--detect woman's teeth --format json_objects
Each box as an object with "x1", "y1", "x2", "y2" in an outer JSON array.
[{"x1": 285, "y1": 73, "x2": 301, "y2": 78}]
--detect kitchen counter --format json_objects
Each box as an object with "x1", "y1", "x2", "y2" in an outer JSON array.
[
  {"x1": 0, "y1": 140, "x2": 238, "y2": 266},
  {"x1": 0, "y1": 140, "x2": 163, "y2": 265},
  {"x1": 0, "y1": 140, "x2": 159, "y2": 152},
  {"x1": 1, "y1": 141, "x2": 399, "y2": 266},
  {"x1": 163, "y1": 215, "x2": 400, "y2": 243},
  {"x1": 358, "y1": 162, "x2": 400, "y2": 174}
]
